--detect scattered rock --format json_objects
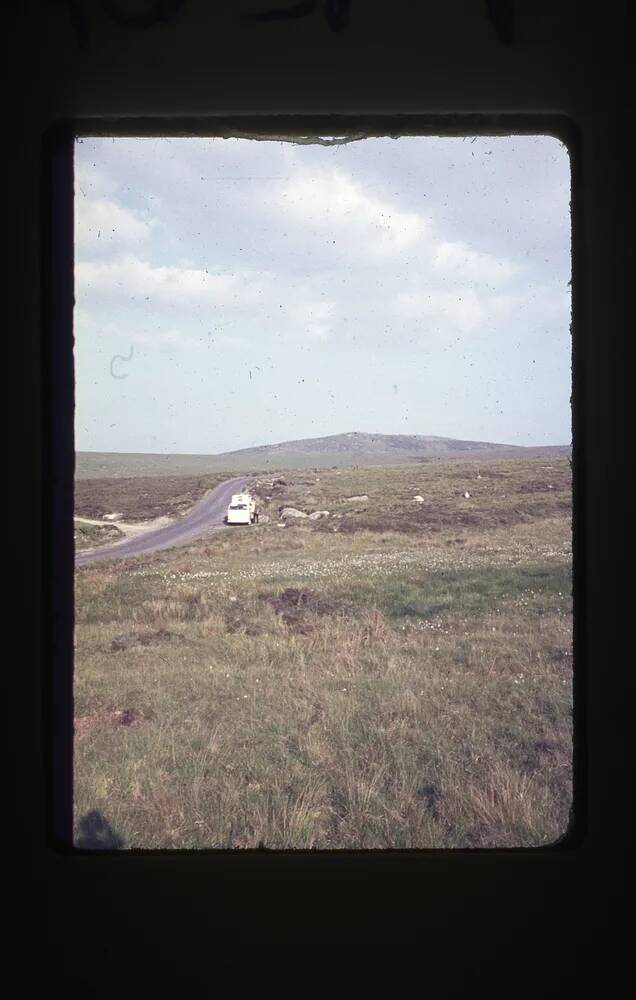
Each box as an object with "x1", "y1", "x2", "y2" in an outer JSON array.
[
  {"x1": 280, "y1": 507, "x2": 308, "y2": 519},
  {"x1": 273, "y1": 477, "x2": 286, "y2": 486},
  {"x1": 413, "y1": 495, "x2": 425, "y2": 502},
  {"x1": 346, "y1": 495, "x2": 368, "y2": 502},
  {"x1": 103, "y1": 512, "x2": 123, "y2": 521},
  {"x1": 463, "y1": 492, "x2": 471, "y2": 499},
  {"x1": 308, "y1": 510, "x2": 330, "y2": 520}
]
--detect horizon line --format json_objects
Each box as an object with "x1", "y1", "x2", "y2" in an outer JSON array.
[{"x1": 76, "y1": 431, "x2": 572, "y2": 457}]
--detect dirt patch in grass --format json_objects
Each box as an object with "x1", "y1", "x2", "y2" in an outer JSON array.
[
  {"x1": 416, "y1": 783, "x2": 443, "y2": 819},
  {"x1": 327, "y1": 786, "x2": 348, "y2": 839},
  {"x1": 75, "y1": 705, "x2": 147, "y2": 740},
  {"x1": 113, "y1": 707, "x2": 144, "y2": 728},
  {"x1": 224, "y1": 601, "x2": 273, "y2": 636},
  {"x1": 109, "y1": 628, "x2": 182, "y2": 652},
  {"x1": 266, "y1": 587, "x2": 349, "y2": 634},
  {"x1": 518, "y1": 738, "x2": 570, "y2": 776}
]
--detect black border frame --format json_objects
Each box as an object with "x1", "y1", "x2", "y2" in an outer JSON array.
[
  {"x1": 44, "y1": 114, "x2": 583, "y2": 855},
  {"x1": 13, "y1": 0, "x2": 627, "y2": 978}
]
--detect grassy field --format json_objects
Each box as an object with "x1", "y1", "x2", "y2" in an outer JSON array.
[{"x1": 74, "y1": 458, "x2": 573, "y2": 849}]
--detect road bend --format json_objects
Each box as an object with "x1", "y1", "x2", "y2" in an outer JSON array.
[{"x1": 75, "y1": 476, "x2": 248, "y2": 566}]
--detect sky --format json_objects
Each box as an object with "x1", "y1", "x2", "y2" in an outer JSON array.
[{"x1": 74, "y1": 134, "x2": 571, "y2": 454}]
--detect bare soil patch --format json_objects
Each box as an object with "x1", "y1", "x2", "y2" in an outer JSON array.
[
  {"x1": 109, "y1": 628, "x2": 182, "y2": 652},
  {"x1": 113, "y1": 707, "x2": 144, "y2": 728},
  {"x1": 75, "y1": 705, "x2": 147, "y2": 740},
  {"x1": 266, "y1": 587, "x2": 348, "y2": 634}
]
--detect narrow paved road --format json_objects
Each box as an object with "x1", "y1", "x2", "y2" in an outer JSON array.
[{"x1": 76, "y1": 476, "x2": 248, "y2": 566}]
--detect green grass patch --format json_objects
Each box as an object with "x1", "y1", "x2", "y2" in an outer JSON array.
[{"x1": 327, "y1": 561, "x2": 571, "y2": 623}]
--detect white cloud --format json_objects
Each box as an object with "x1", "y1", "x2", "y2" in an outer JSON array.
[
  {"x1": 275, "y1": 166, "x2": 521, "y2": 287},
  {"x1": 75, "y1": 163, "x2": 119, "y2": 198},
  {"x1": 281, "y1": 166, "x2": 428, "y2": 257},
  {"x1": 395, "y1": 287, "x2": 518, "y2": 334},
  {"x1": 75, "y1": 255, "x2": 243, "y2": 306},
  {"x1": 290, "y1": 299, "x2": 335, "y2": 339},
  {"x1": 432, "y1": 240, "x2": 517, "y2": 284},
  {"x1": 75, "y1": 199, "x2": 154, "y2": 252}
]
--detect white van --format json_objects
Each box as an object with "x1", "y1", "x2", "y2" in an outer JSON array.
[{"x1": 226, "y1": 493, "x2": 257, "y2": 525}]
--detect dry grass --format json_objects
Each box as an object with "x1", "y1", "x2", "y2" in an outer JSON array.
[
  {"x1": 249, "y1": 457, "x2": 571, "y2": 534},
  {"x1": 73, "y1": 458, "x2": 573, "y2": 850}
]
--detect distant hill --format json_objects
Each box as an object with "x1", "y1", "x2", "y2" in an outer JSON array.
[{"x1": 75, "y1": 432, "x2": 571, "y2": 479}]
